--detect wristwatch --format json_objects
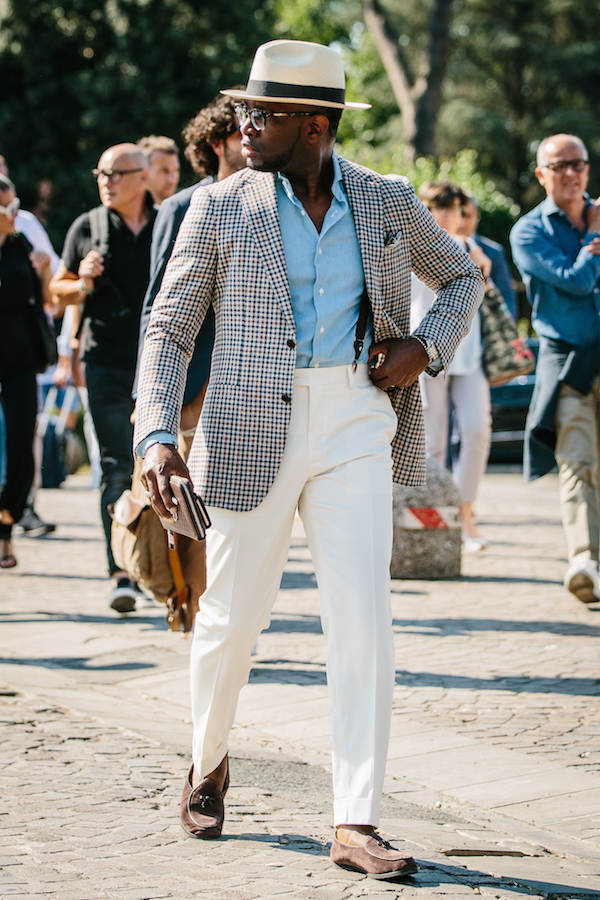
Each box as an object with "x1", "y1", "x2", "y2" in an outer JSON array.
[
  {"x1": 411, "y1": 333, "x2": 439, "y2": 364},
  {"x1": 76, "y1": 277, "x2": 93, "y2": 295}
]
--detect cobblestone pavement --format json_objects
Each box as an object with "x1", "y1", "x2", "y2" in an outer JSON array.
[{"x1": 0, "y1": 470, "x2": 599, "y2": 899}]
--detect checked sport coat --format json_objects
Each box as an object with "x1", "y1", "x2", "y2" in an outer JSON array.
[{"x1": 134, "y1": 156, "x2": 483, "y2": 512}]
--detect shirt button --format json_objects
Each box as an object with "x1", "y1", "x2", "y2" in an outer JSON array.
[
  {"x1": 282, "y1": 392, "x2": 291, "y2": 404},
  {"x1": 320, "y1": 327, "x2": 325, "y2": 334},
  {"x1": 318, "y1": 248, "x2": 322, "y2": 255},
  {"x1": 301, "y1": 210, "x2": 306, "y2": 216},
  {"x1": 287, "y1": 338, "x2": 296, "y2": 349},
  {"x1": 318, "y1": 288, "x2": 324, "y2": 295}
]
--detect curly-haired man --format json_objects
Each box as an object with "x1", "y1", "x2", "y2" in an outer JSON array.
[{"x1": 181, "y1": 94, "x2": 242, "y2": 182}]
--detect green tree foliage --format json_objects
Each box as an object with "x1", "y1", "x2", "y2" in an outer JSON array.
[
  {"x1": 443, "y1": 0, "x2": 600, "y2": 208},
  {"x1": 1, "y1": 0, "x2": 598, "y2": 248},
  {"x1": 0, "y1": 0, "x2": 275, "y2": 245},
  {"x1": 275, "y1": 0, "x2": 600, "y2": 210}
]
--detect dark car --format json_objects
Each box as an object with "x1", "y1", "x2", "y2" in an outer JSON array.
[{"x1": 488, "y1": 338, "x2": 539, "y2": 463}]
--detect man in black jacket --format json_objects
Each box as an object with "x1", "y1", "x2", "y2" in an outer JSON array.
[{"x1": 50, "y1": 144, "x2": 156, "y2": 611}]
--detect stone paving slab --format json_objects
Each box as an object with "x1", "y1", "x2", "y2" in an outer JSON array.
[
  {"x1": 3, "y1": 692, "x2": 600, "y2": 899},
  {"x1": 1, "y1": 471, "x2": 600, "y2": 898}
]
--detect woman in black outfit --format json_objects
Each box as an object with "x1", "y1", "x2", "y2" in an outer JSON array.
[{"x1": 0, "y1": 177, "x2": 52, "y2": 568}]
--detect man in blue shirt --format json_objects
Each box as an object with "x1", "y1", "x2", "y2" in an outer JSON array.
[
  {"x1": 135, "y1": 40, "x2": 481, "y2": 878},
  {"x1": 511, "y1": 133, "x2": 600, "y2": 605}
]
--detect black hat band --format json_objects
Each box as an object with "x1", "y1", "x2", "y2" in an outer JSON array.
[{"x1": 245, "y1": 79, "x2": 346, "y2": 104}]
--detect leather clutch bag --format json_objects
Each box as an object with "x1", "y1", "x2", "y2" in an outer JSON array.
[{"x1": 158, "y1": 475, "x2": 211, "y2": 542}]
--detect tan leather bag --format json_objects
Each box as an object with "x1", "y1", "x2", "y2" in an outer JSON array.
[{"x1": 110, "y1": 458, "x2": 206, "y2": 631}]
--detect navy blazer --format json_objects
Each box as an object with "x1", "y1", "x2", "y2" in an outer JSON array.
[
  {"x1": 134, "y1": 177, "x2": 215, "y2": 404},
  {"x1": 475, "y1": 233, "x2": 517, "y2": 319}
]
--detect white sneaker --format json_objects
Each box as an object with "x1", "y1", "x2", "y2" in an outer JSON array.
[
  {"x1": 462, "y1": 536, "x2": 488, "y2": 553},
  {"x1": 109, "y1": 576, "x2": 137, "y2": 613},
  {"x1": 564, "y1": 558, "x2": 600, "y2": 604}
]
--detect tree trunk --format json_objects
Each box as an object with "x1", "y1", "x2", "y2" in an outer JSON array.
[
  {"x1": 363, "y1": 0, "x2": 418, "y2": 158},
  {"x1": 363, "y1": 0, "x2": 454, "y2": 160},
  {"x1": 414, "y1": 0, "x2": 454, "y2": 157}
]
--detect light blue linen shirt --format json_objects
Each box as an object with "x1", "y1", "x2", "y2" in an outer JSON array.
[
  {"x1": 137, "y1": 154, "x2": 370, "y2": 457},
  {"x1": 510, "y1": 195, "x2": 600, "y2": 347},
  {"x1": 276, "y1": 153, "x2": 371, "y2": 368}
]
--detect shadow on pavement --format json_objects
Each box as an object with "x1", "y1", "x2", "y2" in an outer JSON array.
[
  {"x1": 280, "y1": 571, "x2": 318, "y2": 590},
  {"x1": 17, "y1": 535, "x2": 103, "y2": 544},
  {"x1": 459, "y1": 574, "x2": 562, "y2": 586},
  {"x1": 266, "y1": 614, "x2": 322, "y2": 634},
  {"x1": 0, "y1": 611, "x2": 167, "y2": 629},
  {"x1": 249, "y1": 665, "x2": 326, "y2": 686},
  {"x1": 265, "y1": 614, "x2": 600, "y2": 638},
  {"x1": 0, "y1": 655, "x2": 156, "y2": 672},
  {"x1": 392, "y1": 617, "x2": 600, "y2": 637},
  {"x1": 248, "y1": 663, "x2": 600, "y2": 695},
  {"x1": 417, "y1": 859, "x2": 598, "y2": 898},
  {"x1": 396, "y1": 669, "x2": 600, "y2": 696},
  {"x1": 12, "y1": 572, "x2": 107, "y2": 580},
  {"x1": 221, "y1": 831, "x2": 328, "y2": 856}
]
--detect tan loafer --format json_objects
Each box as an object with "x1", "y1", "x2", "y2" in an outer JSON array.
[
  {"x1": 331, "y1": 830, "x2": 418, "y2": 880},
  {"x1": 180, "y1": 760, "x2": 229, "y2": 839}
]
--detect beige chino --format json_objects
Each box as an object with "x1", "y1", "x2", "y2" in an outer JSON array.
[{"x1": 555, "y1": 375, "x2": 600, "y2": 563}]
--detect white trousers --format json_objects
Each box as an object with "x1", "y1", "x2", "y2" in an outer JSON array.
[
  {"x1": 190, "y1": 364, "x2": 398, "y2": 826},
  {"x1": 420, "y1": 367, "x2": 491, "y2": 505}
]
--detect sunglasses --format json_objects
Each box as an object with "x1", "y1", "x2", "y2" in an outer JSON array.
[
  {"x1": 234, "y1": 102, "x2": 314, "y2": 132},
  {"x1": 92, "y1": 167, "x2": 145, "y2": 183},
  {"x1": 0, "y1": 197, "x2": 20, "y2": 216},
  {"x1": 542, "y1": 159, "x2": 588, "y2": 173}
]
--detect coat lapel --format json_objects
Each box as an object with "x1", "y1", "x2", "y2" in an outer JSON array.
[
  {"x1": 339, "y1": 157, "x2": 382, "y2": 307},
  {"x1": 240, "y1": 173, "x2": 294, "y2": 331}
]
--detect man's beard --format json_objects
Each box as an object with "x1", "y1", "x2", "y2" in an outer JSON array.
[
  {"x1": 244, "y1": 131, "x2": 301, "y2": 173},
  {"x1": 223, "y1": 140, "x2": 245, "y2": 174}
]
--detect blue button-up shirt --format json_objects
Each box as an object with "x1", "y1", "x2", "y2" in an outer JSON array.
[
  {"x1": 276, "y1": 153, "x2": 371, "y2": 368},
  {"x1": 510, "y1": 195, "x2": 600, "y2": 347}
]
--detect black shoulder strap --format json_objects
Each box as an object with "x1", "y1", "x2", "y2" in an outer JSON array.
[
  {"x1": 89, "y1": 205, "x2": 110, "y2": 257},
  {"x1": 75, "y1": 206, "x2": 111, "y2": 340},
  {"x1": 352, "y1": 287, "x2": 371, "y2": 371}
]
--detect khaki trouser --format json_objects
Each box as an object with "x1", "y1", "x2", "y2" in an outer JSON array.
[{"x1": 555, "y1": 376, "x2": 600, "y2": 563}]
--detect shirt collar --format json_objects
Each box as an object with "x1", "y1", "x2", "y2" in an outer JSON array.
[
  {"x1": 542, "y1": 192, "x2": 592, "y2": 218},
  {"x1": 276, "y1": 152, "x2": 344, "y2": 204},
  {"x1": 108, "y1": 192, "x2": 156, "y2": 230}
]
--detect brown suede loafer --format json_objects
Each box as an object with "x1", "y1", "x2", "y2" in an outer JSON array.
[
  {"x1": 180, "y1": 761, "x2": 229, "y2": 839},
  {"x1": 331, "y1": 831, "x2": 418, "y2": 880}
]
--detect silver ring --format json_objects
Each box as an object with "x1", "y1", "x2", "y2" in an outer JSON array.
[{"x1": 143, "y1": 490, "x2": 152, "y2": 499}]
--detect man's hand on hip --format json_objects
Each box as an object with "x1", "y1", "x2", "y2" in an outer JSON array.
[
  {"x1": 141, "y1": 443, "x2": 191, "y2": 519},
  {"x1": 368, "y1": 337, "x2": 429, "y2": 390}
]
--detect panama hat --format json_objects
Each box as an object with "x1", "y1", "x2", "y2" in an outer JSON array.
[{"x1": 221, "y1": 40, "x2": 370, "y2": 110}]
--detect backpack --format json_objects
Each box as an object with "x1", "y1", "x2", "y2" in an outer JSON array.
[{"x1": 76, "y1": 206, "x2": 119, "y2": 341}]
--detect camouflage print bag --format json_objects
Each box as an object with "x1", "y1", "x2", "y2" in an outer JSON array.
[{"x1": 479, "y1": 283, "x2": 535, "y2": 386}]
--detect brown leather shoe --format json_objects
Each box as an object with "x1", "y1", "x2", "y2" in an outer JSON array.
[
  {"x1": 331, "y1": 831, "x2": 418, "y2": 879},
  {"x1": 180, "y1": 760, "x2": 229, "y2": 839}
]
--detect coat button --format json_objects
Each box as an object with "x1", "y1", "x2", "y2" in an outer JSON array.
[
  {"x1": 282, "y1": 393, "x2": 291, "y2": 404},
  {"x1": 287, "y1": 338, "x2": 296, "y2": 349}
]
